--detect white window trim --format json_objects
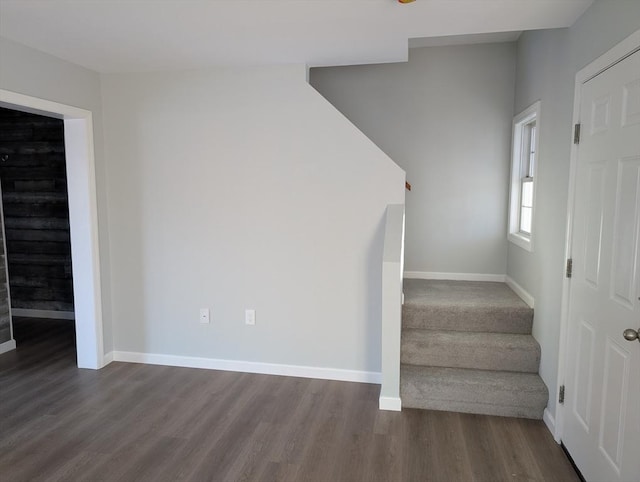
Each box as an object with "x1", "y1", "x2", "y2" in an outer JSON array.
[{"x1": 508, "y1": 101, "x2": 541, "y2": 252}]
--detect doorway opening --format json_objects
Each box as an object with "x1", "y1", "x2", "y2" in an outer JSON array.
[
  {"x1": 0, "y1": 107, "x2": 76, "y2": 362},
  {"x1": 0, "y1": 89, "x2": 104, "y2": 369}
]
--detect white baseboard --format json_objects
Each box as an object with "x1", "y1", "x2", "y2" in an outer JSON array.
[
  {"x1": 379, "y1": 396, "x2": 402, "y2": 411},
  {"x1": 12, "y1": 309, "x2": 75, "y2": 320},
  {"x1": 404, "y1": 271, "x2": 506, "y2": 282},
  {"x1": 505, "y1": 276, "x2": 535, "y2": 308},
  {"x1": 0, "y1": 339, "x2": 16, "y2": 355},
  {"x1": 102, "y1": 351, "x2": 114, "y2": 367},
  {"x1": 111, "y1": 351, "x2": 382, "y2": 384},
  {"x1": 543, "y1": 408, "x2": 558, "y2": 442}
]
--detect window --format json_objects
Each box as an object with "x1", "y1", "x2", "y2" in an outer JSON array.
[{"x1": 508, "y1": 101, "x2": 540, "y2": 252}]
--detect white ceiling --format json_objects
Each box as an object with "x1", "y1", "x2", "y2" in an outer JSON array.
[{"x1": 0, "y1": 0, "x2": 593, "y2": 73}]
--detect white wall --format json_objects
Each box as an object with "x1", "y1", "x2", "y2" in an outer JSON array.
[
  {"x1": 100, "y1": 65, "x2": 405, "y2": 374},
  {"x1": 310, "y1": 43, "x2": 517, "y2": 276},
  {"x1": 509, "y1": 0, "x2": 640, "y2": 418},
  {"x1": 0, "y1": 37, "x2": 114, "y2": 353}
]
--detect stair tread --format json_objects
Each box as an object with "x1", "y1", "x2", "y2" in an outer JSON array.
[
  {"x1": 402, "y1": 280, "x2": 533, "y2": 334},
  {"x1": 403, "y1": 279, "x2": 529, "y2": 309},
  {"x1": 401, "y1": 329, "x2": 540, "y2": 372}
]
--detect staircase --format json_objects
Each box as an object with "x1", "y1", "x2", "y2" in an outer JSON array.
[{"x1": 400, "y1": 279, "x2": 548, "y2": 419}]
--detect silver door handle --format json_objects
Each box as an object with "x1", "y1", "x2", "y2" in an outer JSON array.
[{"x1": 623, "y1": 328, "x2": 639, "y2": 342}]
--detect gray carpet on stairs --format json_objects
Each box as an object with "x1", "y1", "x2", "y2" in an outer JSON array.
[
  {"x1": 401, "y1": 365, "x2": 549, "y2": 419},
  {"x1": 400, "y1": 279, "x2": 548, "y2": 420},
  {"x1": 401, "y1": 329, "x2": 541, "y2": 373},
  {"x1": 403, "y1": 279, "x2": 533, "y2": 333}
]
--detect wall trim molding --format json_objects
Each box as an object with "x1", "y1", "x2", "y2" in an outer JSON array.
[
  {"x1": 111, "y1": 351, "x2": 382, "y2": 384},
  {"x1": 379, "y1": 396, "x2": 402, "y2": 411},
  {"x1": 0, "y1": 339, "x2": 16, "y2": 355},
  {"x1": 102, "y1": 351, "x2": 114, "y2": 367},
  {"x1": 404, "y1": 271, "x2": 506, "y2": 282},
  {"x1": 11, "y1": 309, "x2": 75, "y2": 320},
  {"x1": 505, "y1": 276, "x2": 535, "y2": 308},
  {"x1": 543, "y1": 408, "x2": 558, "y2": 442}
]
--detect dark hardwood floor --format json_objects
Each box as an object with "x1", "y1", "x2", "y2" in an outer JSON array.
[{"x1": 0, "y1": 318, "x2": 580, "y2": 481}]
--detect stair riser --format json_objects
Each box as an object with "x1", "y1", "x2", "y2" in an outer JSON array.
[
  {"x1": 400, "y1": 365, "x2": 549, "y2": 420},
  {"x1": 403, "y1": 306, "x2": 533, "y2": 334},
  {"x1": 401, "y1": 337, "x2": 540, "y2": 373},
  {"x1": 400, "y1": 398, "x2": 545, "y2": 420},
  {"x1": 401, "y1": 380, "x2": 548, "y2": 411}
]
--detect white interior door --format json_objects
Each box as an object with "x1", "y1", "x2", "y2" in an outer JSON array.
[{"x1": 563, "y1": 49, "x2": 640, "y2": 482}]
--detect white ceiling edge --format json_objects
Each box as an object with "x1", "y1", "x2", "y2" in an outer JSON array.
[
  {"x1": 0, "y1": 0, "x2": 595, "y2": 73},
  {"x1": 409, "y1": 31, "x2": 523, "y2": 49}
]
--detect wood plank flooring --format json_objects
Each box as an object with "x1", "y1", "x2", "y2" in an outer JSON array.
[{"x1": 0, "y1": 318, "x2": 580, "y2": 481}]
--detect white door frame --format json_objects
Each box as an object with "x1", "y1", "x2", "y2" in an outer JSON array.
[
  {"x1": 0, "y1": 89, "x2": 105, "y2": 369},
  {"x1": 556, "y1": 29, "x2": 640, "y2": 443}
]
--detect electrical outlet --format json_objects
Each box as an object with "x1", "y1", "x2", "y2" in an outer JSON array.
[
  {"x1": 245, "y1": 309, "x2": 256, "y2": 325},
  {"x1": 199, "y1": 308, "x2": 210, "y2": 324}
]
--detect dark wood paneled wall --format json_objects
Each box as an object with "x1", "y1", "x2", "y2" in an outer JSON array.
[{"x1": 0, "y1": 107, "x2": 74, "y2": 313}]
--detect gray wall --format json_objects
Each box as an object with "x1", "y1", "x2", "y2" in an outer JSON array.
[
  {"x1": 311, "y1": 43, "x2": 517, "y2": 276},
  {"x1": 0, "y1": 37, "x2": 114, "y2": 352},
  {"x1": 509, "y1": 0, "x2": 640, "y2": 418},
  {"x1": 1, "y1": 38, "x2": 407, "y2": 374},
  {"x1": 101, "y1": 65, "x2": 405, "y2": 373}
]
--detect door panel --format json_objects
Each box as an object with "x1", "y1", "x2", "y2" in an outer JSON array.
[
  {"x1": 611, "y1": 157, "x2": 640, "y2": 308},
  {"x1": 599, "y1": 337, "x2": 630, "y2": 473},
  {"x1": 563, "y1": 49, "x2": 640, "y2": 482},
  {"x1": 622, "y1": 79, "x2": 640, "y2": 127},
  {"x1": 574, "y1": 319, "x2": 595, "y2": 430},
  {"x1": 584, "y1": 163, "x2": 606, "y2": 287}
]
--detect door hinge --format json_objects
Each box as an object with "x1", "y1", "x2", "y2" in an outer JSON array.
[
  {"x1": 559, "y1": 385, "x2": 565, "y2": 404},
  {"x1": 566, "y1": 258, "x2": 573, "y2": 278},
  {"x1": 574, "y1": 123, "x2": 581, "y2": 144}
]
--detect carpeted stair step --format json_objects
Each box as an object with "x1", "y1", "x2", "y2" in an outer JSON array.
[
  {"x1": 400, "y1": 365, "x2": 548, "y2": 419},
  {"x1": 403, "y1": 279, "x2": 533, "y2": 334},
  {"x1": 401, "y1": 329, "x2": 541, "y2": 373}
]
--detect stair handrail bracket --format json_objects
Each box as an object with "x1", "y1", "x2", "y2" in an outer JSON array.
[{"x1": 379, "y1": 204, "x2": 405, "y2": 412}]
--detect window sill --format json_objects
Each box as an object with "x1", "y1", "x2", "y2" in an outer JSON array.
[{"x1": 508, "y1": 232, "x2": 533, "y2": 252}]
